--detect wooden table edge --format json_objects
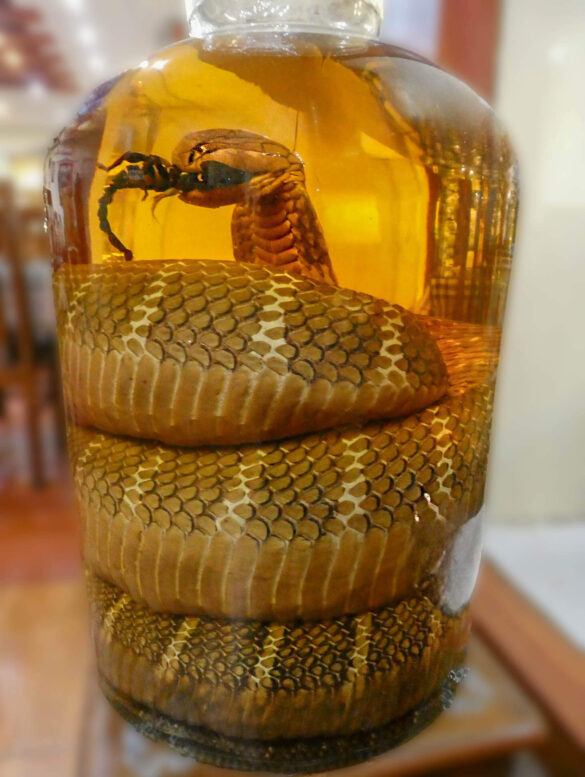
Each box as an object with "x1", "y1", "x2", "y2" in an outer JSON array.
[{"x1": 472, "y1": 560, "x2": 585, "y2": 751}]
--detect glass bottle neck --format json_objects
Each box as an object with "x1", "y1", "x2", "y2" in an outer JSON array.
[{"x1": 185, "y1": 0, "x2": 383, "y2": 39}]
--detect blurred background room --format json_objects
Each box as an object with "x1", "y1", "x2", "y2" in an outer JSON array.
[{"x1": 0, "y1": 1, "x2": 584, "y2": 775}]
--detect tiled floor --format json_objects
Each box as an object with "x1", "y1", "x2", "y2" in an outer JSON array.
[
  {"x1": 0, "y1": 467, "x2": 83, "y2": 775},
  {"x1": 0, "y1": 578, "x2": 89, "y2": 777}
]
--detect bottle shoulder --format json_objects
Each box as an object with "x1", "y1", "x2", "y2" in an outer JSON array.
[{"x1": 100, "y1": 34, "x2": 515, "y2": 173}]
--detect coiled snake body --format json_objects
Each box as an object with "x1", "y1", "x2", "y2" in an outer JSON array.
[{"x1": 56, "y1": 130, "x2": 495, "y2": 769}]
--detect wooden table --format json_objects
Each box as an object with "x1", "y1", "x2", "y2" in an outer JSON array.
[
  {"x1": 77, "y1": 637, "x2": 546, "y2": 776},
  {"x1": 473, "y1": 561, "x2": 585, "y2": 761},
  {"x1": 0, "y1": 576, "x2": 546, "y2": 777}
]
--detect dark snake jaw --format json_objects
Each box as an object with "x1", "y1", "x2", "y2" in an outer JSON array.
[
  {"x1": 176, "y1": 161, "x2": 262, "y2": 207},
  {"x1": 177, "y1": 161, "x2": 258, "y2": 193},
  {"x1": 199, "y1": 160, "x2": 258, "y2": 190}
]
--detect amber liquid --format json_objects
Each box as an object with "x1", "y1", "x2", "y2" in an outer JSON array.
[
  {"x1": 47, "y1": 35, "x2": 516, "y2": 322},
  {"x1": 46, "y1": 32, "x2": 517, "y2": 771}
]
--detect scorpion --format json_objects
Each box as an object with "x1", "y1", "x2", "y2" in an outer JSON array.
[{"x1": 97, "y1": 137, "x2": 258, "y2": 261}]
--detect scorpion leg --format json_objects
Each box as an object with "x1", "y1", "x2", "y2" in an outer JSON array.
[{"x1": 151, "y1": 189, "x2": 179, "y2": 219}]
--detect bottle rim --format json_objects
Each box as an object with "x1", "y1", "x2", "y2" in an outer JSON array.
[{"x1": 185, "y1": 0, "x2": 383, "y2": 39}]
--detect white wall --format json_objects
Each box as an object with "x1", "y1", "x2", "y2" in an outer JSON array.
[
  {"x1": 487, "y1": 0, "x2": 585, "y2": 522},
  {"x1": 381, "y1": 0, "x2": 441, "y2": 59}
]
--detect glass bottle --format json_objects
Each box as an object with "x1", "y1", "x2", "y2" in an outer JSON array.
[{"x1": 45, "y1": 0, "x2": 518, "y2": 771}]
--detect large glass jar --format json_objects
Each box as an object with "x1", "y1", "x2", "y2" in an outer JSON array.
[{"x1": 45, "y1": 0, "x2": 517, "y2": 771}]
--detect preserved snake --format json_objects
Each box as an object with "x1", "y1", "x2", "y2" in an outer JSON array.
[
  {"x1": 55, "y1": 129, "x2": 497, "y2": 769},
  {"x1": 57, "y1": 261, "x2": 448, "y2": 447}
]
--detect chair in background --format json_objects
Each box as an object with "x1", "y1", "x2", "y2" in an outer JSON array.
[{"x1": 0, "y1": 181, "x2": 45, "y2": 487}]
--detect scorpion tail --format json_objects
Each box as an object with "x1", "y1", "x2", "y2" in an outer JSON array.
[
  {"x1": 97, "y1": 183, "x2": 134, "y2": 261},
  {"x1": 96, "y1": 154, "x2": 176, "y2": 259}
]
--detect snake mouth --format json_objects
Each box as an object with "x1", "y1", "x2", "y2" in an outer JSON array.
[{"x1": 180, "y1": 160, "x2": 259, "y2": 207}]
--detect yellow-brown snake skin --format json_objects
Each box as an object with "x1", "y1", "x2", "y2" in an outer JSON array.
[{"x1": 56, "y1": 130, "x2": 498, "y2": 770}]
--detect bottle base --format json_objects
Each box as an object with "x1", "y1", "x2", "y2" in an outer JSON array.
[{"x1": 99, "y1": 666, "x2": 466, "y2": 773}]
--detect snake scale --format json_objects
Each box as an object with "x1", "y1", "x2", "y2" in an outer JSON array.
[{"x1": 56, "y1": 129, "x2": 496, "y2": 767}]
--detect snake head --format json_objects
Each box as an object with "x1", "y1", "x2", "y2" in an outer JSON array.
[{"x1": 172, "y1": 129, "x2": 300, "y2": 207}]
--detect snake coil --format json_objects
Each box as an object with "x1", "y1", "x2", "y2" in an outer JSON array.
[{"x1": 56, "y1": 130, "x2": 495, "y2": 770}]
